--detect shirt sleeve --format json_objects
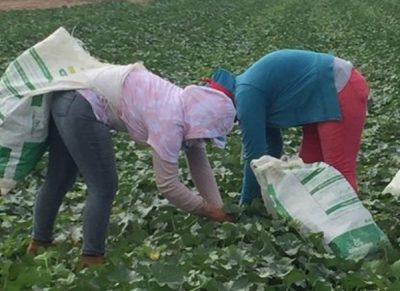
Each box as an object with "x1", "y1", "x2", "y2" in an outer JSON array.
[
  {"x1": 184, "y1": 140, "x2": 223, "y2": 208},
  {"x1": 152, "y1": 149, "x2": 206, "y2": 214},
  {"x1": 236, "y1": 85, "x2": 283, "y2": 204}
]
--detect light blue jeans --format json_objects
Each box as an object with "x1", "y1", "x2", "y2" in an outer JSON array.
[{"x1": 32, "y1": 91, "x2": 117, "y2": 256}]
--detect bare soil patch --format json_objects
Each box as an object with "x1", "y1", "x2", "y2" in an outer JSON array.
[{"x1": 0, "y1": 0, "x2": 149, "y2": 11}]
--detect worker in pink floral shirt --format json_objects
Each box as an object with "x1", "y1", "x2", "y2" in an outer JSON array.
[{"x1": 27, "y1": 64, "x2": 236, "y2": 266}]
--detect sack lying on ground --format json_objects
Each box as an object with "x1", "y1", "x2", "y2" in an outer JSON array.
[
  {"x1": 383, "y1": 169, "x2": 400, "y2": 196},
  {"x1": 251, "y1": 155, "x2": 390, "y2": 260}
]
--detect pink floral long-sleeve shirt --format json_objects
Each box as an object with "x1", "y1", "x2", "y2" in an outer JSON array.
[{"x1": 79, "y1": 66, "x2": 236, "y2": 214}]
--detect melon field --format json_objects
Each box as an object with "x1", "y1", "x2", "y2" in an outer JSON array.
[{"x1": 1, "y1": 0, "x2": 400, "y2": 290}]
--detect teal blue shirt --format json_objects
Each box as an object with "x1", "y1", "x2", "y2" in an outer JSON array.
[{"x1": 235, "y1": 49, "x2": 340, "y2": 203}]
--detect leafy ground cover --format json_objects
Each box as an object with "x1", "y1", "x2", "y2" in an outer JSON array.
[{"x1": 1, "y1": 0, "x2": 400, "y2": 289}]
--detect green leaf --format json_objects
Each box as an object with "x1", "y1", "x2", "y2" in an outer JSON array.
[
  {"x1": 150, "y1": 262, "x2": 184, "y2": 288},
  {"x1": 391, "y1": 259, "x2": 400, "y2": 277},
  {"x1": 283, "y1": 269, "x2": 306, "y2": 285}
]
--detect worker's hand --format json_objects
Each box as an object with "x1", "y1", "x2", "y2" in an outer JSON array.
[{"x1": 202, "y1": 204, "x2": 234, "y2": 222}]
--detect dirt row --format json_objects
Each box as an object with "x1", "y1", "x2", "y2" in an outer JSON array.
[{"x1": 0, "y1": 0, "x2": 149, "y2": 11}]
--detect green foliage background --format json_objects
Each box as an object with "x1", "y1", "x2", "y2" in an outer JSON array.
[{"x1": 1, "y1": 0, "x2": 400, "y2": 289}]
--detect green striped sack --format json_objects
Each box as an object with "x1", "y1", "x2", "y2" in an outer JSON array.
[
  {"x1": 251, "y1": 156, "x2": 390, "y2": 260},
  {"x1": 0, "y1": 27, "x2": 104, "y2": 194},
  {"x1": 0, "y1": 49, "x2": 53, "y2": 194}
]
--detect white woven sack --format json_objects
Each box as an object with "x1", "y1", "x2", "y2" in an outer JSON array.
[
  {"x1": 251, "y1": 155, "x2": 390, "y2": 260},
  {"x1": 0, "y1": 27, "x2": 104, "y2": 194},
  {"x1": 383, "y1": 169, "x2": 400, "y2": 196}
]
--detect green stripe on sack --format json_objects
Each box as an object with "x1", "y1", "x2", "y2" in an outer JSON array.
[
  {"x1": 328, "y1": 223, "x2": 389, "y2": 259},
  {"x1": 266, "y1": 184, "x2": 291, "y2": 218},
  {"x1": 310, "y1": 175, "x2": 343, "y2": 195},
  {"x1": 301, "y1": 167, "x2": 325, "y2": 185},
  {"x1": 31, "y1": 95, "x2": 43, "y2": 107},
  {"x1": 29, "y1": 48, "x2": 53, "y2": 81},
  {"x1": 0, "y1": 111, "x2": 4, "y2": 121},
  {"x1": 14, "y1": 141, "x2": 48, "y2": 181},
  {"x1": 0, "y1": 146, "x2": 12, "y2": 177},
  {"x1": 325, "y1": 197, "x2": 360, "y2": 215},
  {"x1": 2, "y1": 76, "x2": 22, "y2": 98},
  {"x1": 13, "y1": 60, "x2": 36, "y2": 90}
]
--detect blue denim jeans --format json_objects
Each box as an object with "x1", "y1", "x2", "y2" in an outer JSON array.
[{"x1": 32, "y1": 91, "x2": 117, "y2": 255}]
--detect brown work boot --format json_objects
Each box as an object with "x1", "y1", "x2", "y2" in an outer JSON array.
[
  {"x1": 26, "y1": 239, "x2": 55, "y2": 255},
  {"x1": 79, "y1": 254, "x2": 105, "y2": 267}
]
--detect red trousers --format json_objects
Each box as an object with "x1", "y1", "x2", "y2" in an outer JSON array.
[{"x1": 299, "y1": 69, "x2": 369, "y2": 192}]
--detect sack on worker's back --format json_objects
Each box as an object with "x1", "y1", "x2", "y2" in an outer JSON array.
[
  {"x1": 0, "y1": 27, "x2": 105, "y2": 195},
  {"x1": 251, "y1": 155, "x2": 390, "y2": 260},
  {"x1": 383, "y1": 169, "x2": 400, "y2": 196}
]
